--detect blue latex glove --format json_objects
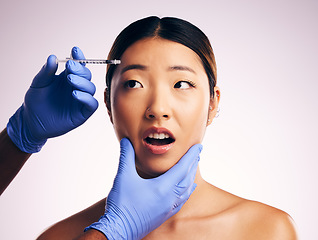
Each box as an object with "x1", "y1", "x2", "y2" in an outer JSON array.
[
  {"x1": 7, "y1": 47, "x2": 98, "y2": 153},
  {"x1": 85, "y1": 138, "x2": 202, "y2": 240}
]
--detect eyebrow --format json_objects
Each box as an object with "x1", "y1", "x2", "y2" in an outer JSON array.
[
  {"x1": 120, "y1": 64, "x2": 196, "y2": 75},
  {"x1": 168, "y1": 65, "x2": 196, "y2": 74},
  {"x1": 121, "y1": 64, "x2": 148, "y2": 74}
]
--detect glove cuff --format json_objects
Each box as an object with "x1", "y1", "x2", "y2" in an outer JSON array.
[
  {"x1": 7, "y1": 105, "x2": 46, "y2": 153},
  {"x1": 84, "y1": 214, "x2": 126, "y2": 240}
]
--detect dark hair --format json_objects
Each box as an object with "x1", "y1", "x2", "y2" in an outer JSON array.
[{"x1": 106, "y1": 16, "x2": 217, "y2": 105}]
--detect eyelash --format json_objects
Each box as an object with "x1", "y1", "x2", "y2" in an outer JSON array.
[
  {"x1": 123, "y1": 80, "x2": 196, "y2": 89},
  {"x1": 174, "y1": 80, "x2": 196, "y2": 89},
  {"x1": 124, "y1": 80, "x2": 143, "y2": 89}
]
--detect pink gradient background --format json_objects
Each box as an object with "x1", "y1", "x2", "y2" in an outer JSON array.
[{"x1": 0, "y1": 0, "x2": 317, "y2": 239}]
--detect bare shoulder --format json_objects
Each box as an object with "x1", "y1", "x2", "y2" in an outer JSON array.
[
  {"x1": 200, "y1": 184, "x2": 298, "y2": 239},
  {"x1": 233, "y1": 199, "x2": 298, "y2": 240},
  {"x1": 36, "y1": 198, "x2": 106, "y2": 240}
]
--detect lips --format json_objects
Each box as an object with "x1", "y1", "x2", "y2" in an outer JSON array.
[{"x1": 142, "y1": 127, "x2": 175, "y2": 154}]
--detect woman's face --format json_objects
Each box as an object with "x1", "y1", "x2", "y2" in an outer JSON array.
[{"x1": 107, "y1": 38, "x2": 219, "y2": 178}]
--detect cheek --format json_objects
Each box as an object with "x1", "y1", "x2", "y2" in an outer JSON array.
[
  {"x1": 111, "y1": 92, "x2": 144, "y2": 141},
  {"x1": 177, "y1": 94, "x2": 209, "y2": 143}
]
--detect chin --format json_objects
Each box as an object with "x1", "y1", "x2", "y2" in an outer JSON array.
[
  {"x1": 133, "y1": 140, "x2": 195, "y2": 179},
  {"x1": 135, "y1": 157, "x2": 177, "y2": 179}
]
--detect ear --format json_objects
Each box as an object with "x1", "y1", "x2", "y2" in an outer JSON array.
[
  {"x1": 104, "y1": 88, "x2": 113, "y2": 124},
  {"x1": 207, "y1": 86, "x2": 220, "y2": 126}
]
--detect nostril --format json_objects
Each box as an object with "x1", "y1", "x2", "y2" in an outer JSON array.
[{"x1": 146, "y1": 108, "x2": 170, "y2": 119}]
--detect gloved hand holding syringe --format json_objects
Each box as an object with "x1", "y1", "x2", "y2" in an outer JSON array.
[{"x1": 7, "y1": 47, "x2": 121, "y2": 153}]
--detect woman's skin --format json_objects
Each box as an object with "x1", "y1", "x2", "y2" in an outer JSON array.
[{"x1": 37, "y1": 38, "x2": 298, "y2": 239}]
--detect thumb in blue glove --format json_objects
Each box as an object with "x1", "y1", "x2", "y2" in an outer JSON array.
[
  {"x1": 7, "y1": 47, "x2": 98, "y2": 153},
  {"x1": 85, "y1": 138, "x2": 202, "y2": 240}
]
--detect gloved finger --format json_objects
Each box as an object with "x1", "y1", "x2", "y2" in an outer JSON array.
[
  {"x1": 72, "y1": 90, "x2": 98, "y2": 119},
  {"x1": 170, "y1": 183, "x2": 197, "y2": 216},
  {"x1": 66, "y1": 60, "x2": 92, "y2": 80},
  {"x1": 174, "y1": 155, "x2": 199, "y2": 196},
  {"x1": 67, "y1": 74, "x2": 96, "y2": 95},
  {"x1": 31, "y1": 55, "x2": 58, "y2": 88},
  {"x1": 71, "y1": 46, "x2": 86, "y2": 66},
  {"x1": 159, "y1": 144, "x2": 202, "y2": 186},
  {"x1": 118, "y1": 138, "x2": 136, "y2": 176}
]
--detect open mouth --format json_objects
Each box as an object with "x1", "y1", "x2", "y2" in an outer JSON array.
[
  {"x1": 144, "y1": 133, "x2": 175, "y2": 146},
  {"x1": 142, "y1": 127, "x2": 176, "y2": 154}
]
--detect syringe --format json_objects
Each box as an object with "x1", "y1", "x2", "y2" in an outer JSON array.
[{"x1": 57, "y1": 58, "x2": 121, "y2": 65}]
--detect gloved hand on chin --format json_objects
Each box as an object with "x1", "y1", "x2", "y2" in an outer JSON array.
[{"x1": 85, "y1": 138, "x2": 202, "y2": 240}]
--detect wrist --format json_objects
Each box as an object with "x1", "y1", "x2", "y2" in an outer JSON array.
[
  {"x1": 84, "y1": 214, "x2": 127, "y2": 240},
  {"x1": 75, "y1": 229, "x2": 107, "y2": 240},
  {"x1": 7, "y1": 105, "x2": 46, "y2": 153}
]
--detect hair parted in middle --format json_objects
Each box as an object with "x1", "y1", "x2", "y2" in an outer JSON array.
[{"x1": 105, "y1": 16, "x2": 217, "y2": 106}]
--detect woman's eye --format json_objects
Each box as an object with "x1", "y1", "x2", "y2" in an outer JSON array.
[
  {"x1": 174, "y1": 81, "x2": 195, "y2": 89},
  {"x1": 124, "y1": 80, "x2": 143, "y2": 89}
]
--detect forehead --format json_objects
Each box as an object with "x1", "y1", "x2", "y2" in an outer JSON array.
[{"x1": 116, "y1": 38, "x2": 204, "y2": 73}]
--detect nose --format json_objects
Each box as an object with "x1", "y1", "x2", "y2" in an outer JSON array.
[{"x1": 145, "y1": 92, "x2": 171, "y2": 120}]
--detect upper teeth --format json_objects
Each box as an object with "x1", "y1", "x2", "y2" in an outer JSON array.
[{"x1": 148, "y1": 133, "x2": 170, "y2": 139}]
